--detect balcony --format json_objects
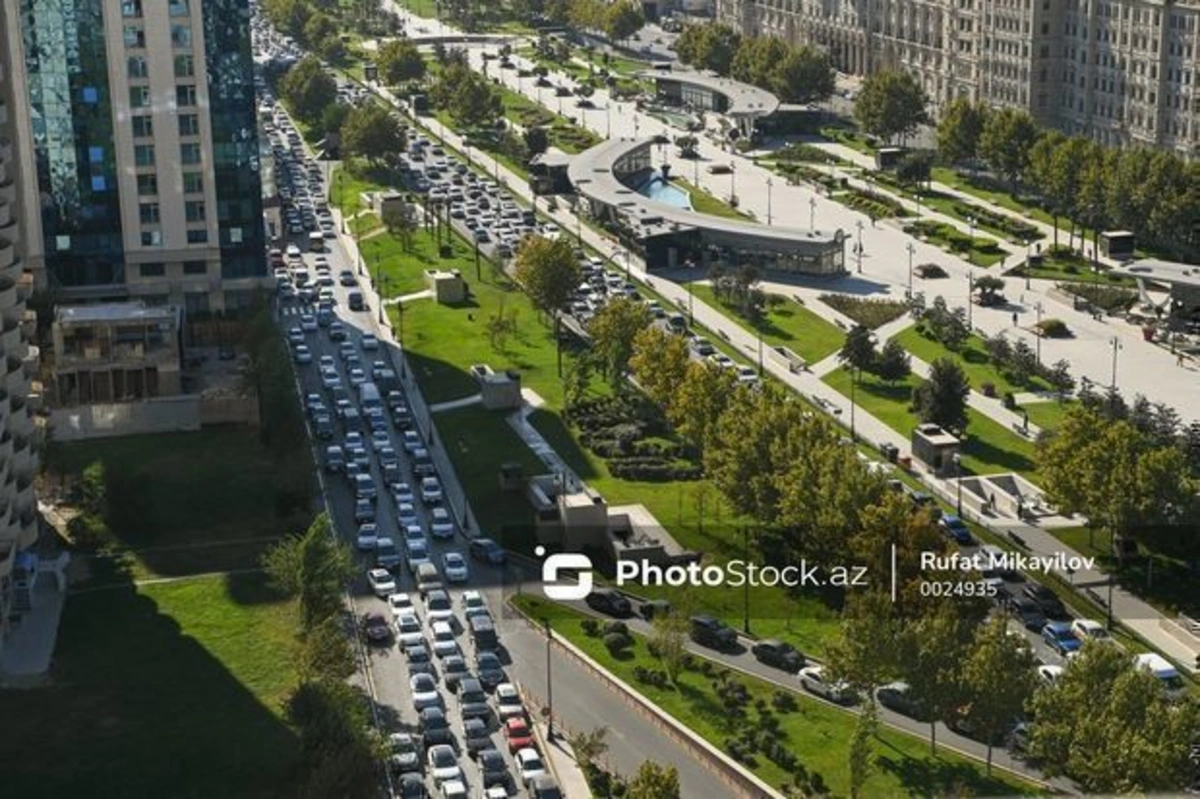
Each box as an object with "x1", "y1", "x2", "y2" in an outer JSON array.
[
  {"x1": 0, "y1": 430, "x2": 12, "y2": 464},
  {"x1": 0, "y1": 541, "x2": 14, "y2": 580},
  {"x1": 21, "y1": 345, "x2": 38, "y2": 377},
  {"x1": 0, "y1": 319, "x2": 21, "y2": 356},
  {"x1": 0, "y1": 198, "x2": 10, "y2": 228},
  {"x1": 0, "y1": 238, "x2": 12, "y2": 271},
  {"x1": 0, "y1": 98, "x2": 6, "y2": 127},
  {"x1": 0, "y1": 277, "x2": 17, "y2": 309}
]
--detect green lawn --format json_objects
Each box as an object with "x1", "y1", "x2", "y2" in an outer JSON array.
[
  {"x1": 513, "y1": 595, "x2": 1041, "y2": 798},
  {"x1": 931, "y1": 167, "x2": 1060, "y2": 230},
  {"x1": 905, "y1": 220, "x2": 1010, "y2": 267},
  {"x1": 672, "y1": 177, "x2": 749, "y2": 220},
  {"x1": 819, "y1": 126, "x2": 877, "y2": 156},
  {"x1": 1008, "y1": 251, "x2": 1138, "y2": 288},
  {"x1": 1020, "y1": 399, "x2": 1074, "y2": 432},
  {"x1": 330, "y1": 166, "x2": 388, "y2": 216},
  {"x1": 822, "y1": 367, "x2": 1038, "y2": 478},
  {"x1": 893, "y1": 326, "x2": 1052, "y2": 396},
  {"x1": 393, "y1": 0, "x2": 437, "y2": 17},
  {"x1": 691, "y1": 284, "x2": 846, "y2": 365},
  {"x1": 365, "y1": 223, "x2": 484, "y2": 297}
]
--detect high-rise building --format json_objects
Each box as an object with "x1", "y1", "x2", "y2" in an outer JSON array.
[
  {"x1": 1, "y1": 0, "x2": 269, "y2": 311},
  {"x1": 716, "y1": 0, "x2": 1200, "y2": 156},
  {"x1": 0, "y1": 0, "x2": 45, "y2": 654}
]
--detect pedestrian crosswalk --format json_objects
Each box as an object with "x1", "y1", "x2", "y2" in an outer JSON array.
[{"x1": 281, "y1": 304, "x2": 316, "y2": 317}]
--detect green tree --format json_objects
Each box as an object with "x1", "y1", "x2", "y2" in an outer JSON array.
[
  {"x1": 285, "y1": 679, "x2": 382, "y2": 799},
  {"x1": 730, "y1": 36, "x2": 790, "y2": 89},
  {"x1": 913, "y1": 357, "x2": 970, "y2": 432},
  {"x1": 629, "y1": 326, "x2": 691, "y2": 411},
  {"x1": 626, "y1": 760, "x2": 680, "y2": 799},
  {"x1": 838, "y1": 324, "x2": 877, "y2": 372},
  {"x1": 900, "y1": 603, "x2": 974, "y2": 754},
  {"x1": 302, "y1": 12, "x2": 344, "y2": 62},
  {"x1": 978, "y1": 108, "x2": 1039, "y2": 188},
  {"x1": 847, "y1": 492, "x2": 946, "y2": 617},
  {"x1": 568, "y1": 726, "x2": 610, "y2": 765},
  {"x1": 667, "y1": 360, "x2": 739, "y2": 456},
  {"x1": 298, "y1": 616, "x2": 358, "y2": 682},
  {"x1": 523, "y1": 126, "x2": 549, "y2": 157},
  {"x1": 603, "y1": 0, "x2": 644, "y2": 43},
  {"x1": 936, "y1": 97, "x2": 987, "y2": 166},
  {"x1": 875, "y1": 338, "x2": 911, "y2": 384},
  {"x1": 375, "y1": 38, "x2": 426, "y2": 86},
  {"x1": 1043, "y1": 136, "x2": 1091, "y2": 247},
  {"x1": 974, "y1": 274, "x2": 1005, "y2": 305},
  {"x1": 826, "y1": 590, "x2": 900, "y2": 701},
  {"x1": 960, "y1": 617, "x2": 1038, "y2": 773},
  {"x1": 689, "y1": 23, "x2": 741, "y2": 75},
  {"x1": 853, "y1": 70, "x2": 929, "y2": 144},
  {"x1": 895, "y1": 150, "x2": 933, "y2": 189},
  {"x1": 320, "y1": 102, "x2": 352, "y2": 140},
  {"x1": 848, "y1": 702, "x2": 877, "y2": 799},
  {"x1": 280, "y1": 56, "x2": 338, "y2": 125},
  {"x1": 382, "y1": 201, "x2": 419, "y2": 252},
  {"x1": 340, "y1": 104, "x2": 405, "y2": 164},
  {"x1": 770, "y1": 46, "x2": 834, "y2": 103},
  {"x1": 1027, "y1": 642, "x2": 1200, "y2": 793},
  {"x1": 263, "y1": 0, "x2": 312, "y2": 39},
  {"x1": 1074, "y1": 142, "x2": 1112, "y2": 264},
  {"x1": 650, "y1": 610, "x2": 690, "y2": 684},
  {"x1": 514, "y1": 236, "x2": 580, "y2": 374},
  {"x1": 261, "y1": 514, "x2": 354, "y2": 630},
  {"x1": 587, "y1": 297, "x2": 652, "y2": 389},
  {"x1": 1025, "y1": 130, "x2": 1068, "y2": 246}
]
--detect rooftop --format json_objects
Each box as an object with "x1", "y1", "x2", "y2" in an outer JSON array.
[
  {"x1": 1112, "y1": 258, "x2": 1200, "y2": 289},
  {"x1": 636, "y1": 70, "x2": 781, "y2": 118}
]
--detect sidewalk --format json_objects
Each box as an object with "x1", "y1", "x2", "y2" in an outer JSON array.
[{"x1": 540, "y1": 729, "x2": 595, "y2": 798}]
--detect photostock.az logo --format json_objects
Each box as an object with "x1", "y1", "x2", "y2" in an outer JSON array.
[{"x1": 536, "y1": 546, "x2": 593, "y2": 601}]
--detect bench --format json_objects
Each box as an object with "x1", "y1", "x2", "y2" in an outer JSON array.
[{"x1": 1007, "y1": 531, "x2": 1027, "y2": 549}]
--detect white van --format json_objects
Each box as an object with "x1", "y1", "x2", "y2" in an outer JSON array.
[{"x1": 1133, "y1": 653, "x2": 1186, "y2": 700}]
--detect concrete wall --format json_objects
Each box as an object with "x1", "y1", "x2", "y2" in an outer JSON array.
[{"x1": 49, "y1": 394, "x2": 259, "y2": 440}]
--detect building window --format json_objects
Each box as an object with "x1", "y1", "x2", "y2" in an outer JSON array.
[
  {"x1": 186, "y1": 229, "x2": 209, "y2": 244},
  {"x1": 169, "y1": 0, "x2": 189, "y2": 16},
  {"x1": 139, "y1": 202, "x2": 160, "y2": 224},
  {"x1": 184, "y1": 292, "x2": 209, "y2": 314},
  {"x1": 139, "y1": 262, "x2": 165, "y2": 278},
  {"x1": 183, "y1": 172, "x2": 203, "y2": 194},
  {"x1": 129, "y1": 85, "x2": 151, "y2": 109},
  {"x1": 174, "y1": 54, "x2": 195, "y2": 78},
  {"x1": 88, "y1": 146, "x2": 104, "y2": 164},
  {"x1": 127, "y1": 55, "x2": 148, "y2": 79},
  {"x1": 81, "y1": 86, "x2": 99, "y2": 104},
  {"x1": 180, "y1": 143, "x2": 202, "y2": 165},
  {"x1": 185, "y1": 201, "x2": 206, "y2": 222},
  {"x1": 134, "y1": 144, "x2": 155, "y2": 167},
  {"x1": 183, "y1": 260, "x2": 208, "y2": 275},
  {"x1": 171, "y1": 24, "x2": 192, "y2": 48},
  {"x1": 122, "y1": 0, "x2": 142, "y2": 16},
  {"x1": 178, "y1": 114, "x2": 200, "y2": 137},
  {"x1": 132, "y1": 115, "x2": 153, "y2": 138},
  {"x1": 141, "y1": 230, "x2": 163, "y2": 247},
  {"x1": 123, "y1": 25, "x2": 145, "y2": 48},
  {"x1": 90, "y1": 176, "x2": 107, "y2": 192},
  {"x1": 137, "y1": 174, "x2": 158, "y2": 196},
  {"x1": 176, "y1": 85, "x2": 197, "y2": 107}
]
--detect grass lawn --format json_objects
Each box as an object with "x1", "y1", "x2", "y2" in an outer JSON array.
[
  {"x1": 819, "y1": 126, "x2": 877, "y2": 156},
  {"x1": 513, "y1": 595, "x2": 1041, "y2": 798},
  {"x1": 394, "y1": 0, "x2": 437, "y2": 16},
  {"x1": 365, "y1": 223, "x2": 483, "y2": 297},
  {"x1": 0, "y1": 573, "x2": 301, "y2": 798},
  {"x1": 1008, "y1": 251, "x2": 1138, "y2": 288},
  {"x1": 893, "y1": 326, "x2": 1052, "y2": 396},
  {"x1": 691, "y1": 284, "x2": 846, "y2": 364},
  {"x1": 905, "y1": 220, "x2": 1010, "y2": 267},
  {"x1": 47, "y1": 430, "x2": 306, "y2": 581},
  {"x1": 672, "y1": 177, "x2": 749, "y2": 220},
  {"x1": 822, "y1": 367, "x2": 1038, "y2": 478},
  {"x1": 1019, "y1": 399, "x2": 1074, "y2": 432},
  {"x1": 330, "y1": 166, "x2": 388, "y2": 216},
  {"x1": 930, "y1": 167, "x2": 1059, "y2": 230}
]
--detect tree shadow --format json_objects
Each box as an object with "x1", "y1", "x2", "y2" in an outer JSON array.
[
  {"x1": 962, "y1": 435, "x2": 1036, "y2": 476},
  {"x1": 875, "y1": 748, "x2": 1017, "y2": 797},
  {"x1": 527, "y1": 408, "x2": 599, "y2": 480}
]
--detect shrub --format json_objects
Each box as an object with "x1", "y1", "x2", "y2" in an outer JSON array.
[
  {"x1": 581, "y1": 618, "x2": 600, "y2": 637},
  {"x1": 603, "y1": 631, "x2": 632, "y2": 655},
  {"x1": 1037, "y1": 318, "x2": 1072, "y2": 338},
  {"x1": 820, "y1": 294, "x2": 909, "y2": 328},
  {"x1": 981, "y1": 381, "x2": 997, "y2": 398},
  {"x1": 603, "y1": 620, "x2": 629, "y2": 636},
  {"x1": 67, "y1": 512, "x2": 111, "y2": 550},
  {"x1": 1003, "y1": 391, "x2": 1017, "y2": 410}
]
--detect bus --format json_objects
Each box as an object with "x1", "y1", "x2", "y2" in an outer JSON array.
[
  {"x1": 358, "y1": 381, "x2": 382, "y2": 411},
  {"x1": 308, "y1": 231, "x2": 325, "y2": 252}
]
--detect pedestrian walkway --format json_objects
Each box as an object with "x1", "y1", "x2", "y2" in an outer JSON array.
[
  {"x1": 428, "y1": 394, "x2": 482, "y2": 413},
  {"x1": 540, "y1": 729, "x2": 595, "y2": 798},
  {"x1": 383, "y1": 289, "x2": 433, "y2": 306}
]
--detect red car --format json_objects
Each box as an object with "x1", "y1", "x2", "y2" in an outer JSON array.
[
  {"x1": 362, "y1": 612, "x2": 391, "y2": 644},
  {"x1": 504, "y1": 717, "x2": 534, "y2": 754}
]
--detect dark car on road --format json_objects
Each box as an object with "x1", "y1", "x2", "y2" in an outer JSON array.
[
  {"x1": 875, "y1": 681, "x2": 926, "y2": 719},
  {"x1": 750, "y1": 639, "x2": 804, "y2": 671},
  {"x1": 362, "y1": 612, "x2": 392, "y2": 645},
  {"x1": 1007, "y1": 595, "x2": 1048, "y2": 631},
  {"x1": 1024, "y1": 583, "x2": 1068, "y2": 619},
  {"x1": 418, "y1": 706, "x2": 453, "y2": 747},
  {"x1": 690, "y1": 615, "x2": 738, "y2": 651},
  {"x1": 463, "y1": 717, "x2": 492, "y2": 757},
  {"x1": 468, "y1": 537, "x2": 506, "y2": 565},
  {"x1": 585, "y1": 588, "x2": 632, "y2": 617},
  {"x1": 477, "y1": 748, "x2": 509, "y2": 788},
  {"x1": 459, "y1": 677, "x2": 493, "y2": 721}
]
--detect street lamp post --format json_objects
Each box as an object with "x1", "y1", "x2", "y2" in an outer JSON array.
[
  {"x1": 906, "y1": 241, "x2": 915, "y2": 297},
  {"x1": 606, "y1": 103, "x2": 611, "y2": 138},
  {"x1": 766, "y1": 177, "x2": 773, "y2": 225},
  {"x1": 1110, "y1": 336, "x2": 1122, "y2": 388},
  {"x1": 809, "y1": 196, "x2": 816, "y2": 230},
  {"x1": 396, "y1": 302, "x2": 406, "y2": 377},
  {"x1": 687, "y1": 278, "x2": 694, "y2": 325},
  {"x1": 544, "y1": 616, "x2": 555, "y2": 741},
  {"x1": 729, "y1": 161, "x2": 736, "y2": 202},
  {"x1": 1024, "y1": 238, "x2": 1032, "y2": 289},
  {"x1": 966, "y1": 216, "x2": 976, "y2": 266},
  {"x1": 849, "y1": 365, "x2": 858, "y2": 441},
  {"x1": 953, "y1": 453, "x2": 963, "y2": 516},
  {"x1": 1034, "y1": 302, "x2": 1043, "y2": 364},
  {"x1": 967, "y1": 270, "x2": 975, "y2": 328},
  {"x1": 855, "y1": 220, "x2": 863, "y2": 273},
  {"x1": 741, "y1": 526, "x2": 751, "y2": 634}
]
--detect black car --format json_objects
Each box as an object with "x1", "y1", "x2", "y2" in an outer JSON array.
[
  {"x1": 1023, "y1": 583, "x2": 1067, "y2": 619},
  {"x1": 418, "y1": 706, "x2": 453, "y2": 746},
  {"x1": 750, "y1": 639, "x2": 804, "y2": 671},
  {"x1": 1008, "y1": 595, "x2": 1048, "y2": 631},
  {"x1": 585, "y1": 588, "x2": 632, "y2": 617},
  {"x1": 463, "y1": 717, "x2": 492, "y2": 757},
  {"x1": 477, "y1": 748, "x2": 509, "y2": 788},
  {"x1": 690, "y1": 615, "x2": 738, "y2": 651},
  {"x1": 397, "y1": 772, "x2": 426, "y2": 798},
  {"x1": 875, "y1": 682, "x2": 926, "y2": 720},
  {"x1": 638, "y1": 599, "x2": 673, "y2": 621}
]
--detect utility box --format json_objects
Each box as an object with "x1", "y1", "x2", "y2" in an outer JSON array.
[{"x1": 911, "y1": 424, "x2": 960, "y2": 477}]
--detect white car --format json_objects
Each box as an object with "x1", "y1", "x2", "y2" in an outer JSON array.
[
  {"x1": 428, "y1": 744, "x2": 462, "y2": 785},
  {"x1": 299, "y1": 313, "x2": 318, "y2": 332},
  {"x1": 402, "y1": 524, "x2": 427, "y2": 553},
  {"x1": 407, "y1": 540, "x2": 432, "y2": 574},
  {"x1": 798, "y1": 666, "x2": 854, "y2": 703},
  {"x1": 430, "y1": 507, "x2": 454, "y2": 539},
  {"x1": 430, "y1": 620, "x2": 459, "y2": 659},
  {"x1": 708, "y1": 352, "x2": 735, "y2": 369},
  {"x1": 367, "y1": 568, "x2": 396, "y2": 598},
  {"x1": 494, "y1": 682, "x2": 526, "y2": 721},
  {"x1": 442, "y1": 552, "x2": 469, "y2": 583},
  {"x1": 424, "y1": 590, "x2": 455, "y2": 626},
  {"x1": 370, "y1": 430, "x2": 391, "y2": 452},
  {"x1": 515, "y1": 747, "x2": 546, "y2": 785},
  {"x1": 421, "y1": 476, "x2": 443, "y2": 504},
  {"x1": 461, "y1": 590, "x2": 488, "y2": 615},
  {"x1": 355, "y1": 523, "x2": 379, "y2": 551},
  {"x1": 361, "y1": 333, "x2": 380, "y2": 350},
  {"x1": 410, "y1": 672, "x2": 443, "y2": 711},
  {"x1": 440, "y1": 780, "x2": 467, "y2": 799},
  {"x1": 395, "y1": 612, "x2": 425, "y2": 648},
  {"x1": 736, "y1": 365, "x2": 759, "y2": 384},
  {"x1": 1071, "y1": 619, "x2": 1120, "y2": 647},
  {"x1": 402, "y1": 430, "x2": 422, "y2": 453},
  {"x1": 387, "y1": 592, "x2": 414, "y2": 618},
  {"x1": 1037, "y1": 664, "x2": 1065, "y2": 686},
  {"x1": 392, "y1": 481, "x2": 416, "y2": 505},
  {"x1": 397, "y1": 502, "x2": 419, "y2": 528}
]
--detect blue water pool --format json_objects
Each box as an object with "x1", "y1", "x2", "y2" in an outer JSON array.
[{"x1": 636, "y1": 172, "x2": 693, "y2": 210}]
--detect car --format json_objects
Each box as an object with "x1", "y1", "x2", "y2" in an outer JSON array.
[
  {"x1": 362, "y1": 611, "x2": 392, "y2": 644},
  {"x1": 442, "y1": 655, "x2": 470, "y2": 692},
  {"x1": 354, "y1": 499, "x2": 376, "y2": 525},
  {"x1": 389, "y1": 731, "x2": 422, "y2": 775},
  {"x1": 378, "y1": 446, "x2": 400, "y2": 470},
  {"x1": 396, "y1": 772, "x2": 426, "y2": 798},
  {"x1": 875, "y1": 681, "x2": 925, "y2": 718},
  {"x1": 287, "y1": 326, "x2": 304, "y2": 345},
  {"x1": 461, "y1": 590, "x2": 489, "y2": 619},
  {"x1": 427, "y1": 743, "x2": 462, "y2": 784},
  {"x1": 402, "y1": 524, "x2": 428, "y2": 553},
  {"x1": 425, "y1": 589, "x2": 456, "y2": 625},
  {"x1": 324, "y1": 445, "x2": 345, "y2": 473},
  {"x1": 798, "y1": 665, "x2": 855, "y2": 704},
  {"x1": 396, "y1": 613, "x2": 426, "y2": 648},
  {"x1": 475, "y1": 650, "x2": 506, "y2": 690},
  {"x1": 421, "y1": 476, "x2": 443, "y2": 504},
  {"x1": 1071, "y1": 619, "x2": 1118, "y2": 646},
  {"x1": 407, "y1": 541, "x2": 432, "y2": 575},
  {"x1": 353, "y1": 473, "x2": 377, "y2": 501},
  {"x1": 410, "y1": 672, "x2": 443, "y2": 711},
  {"x1": 463, "y1": 717, "x2": 492, "y2": 757},
  {"x1": 442, "y1": 552, "x2": 469, "y2": 583},
  {"x1": 1042, "y1": 621, "x2": 1082, "y2": 655},
  {"x1": 938, "y1": 514, "x2": 974, "y2": 545},
  {"x1": 292, "y1": 344, "x2": 312, "y2": 364},
  {"x1": 751, "y1": 639, "x2": 804, "y2": 671},
  {"x1": 371, "y1": 430, "x2": 392, "y2": 452},
  {"x1": 1008, "y1": 595, "x2": 1048, "y2": 631},
  {"x1": 348, "y1": 368, "x2": 367, "y2": 386},
  {"x1": 708, "y1": 352, "x2": 735, "y2": 369},
  {"x1": 440, "y1": 780, "x2": 467, "y2": 799},
  {"x1": 405, "y1": 642, "x2": 435, "y2": 676},
  {"x1": 1024, "y1": 583, "x2": 1068, "y2": 619},
  {"x1": 402, "y1": 430, "x2": 423, "y2": 453},
  {"x1": 477, "y1": 748, "x2": 509, "y2": 788},
  {"x1": 1037, "y1": 664, "x2": 1065, "y2": 686},
  {"x1": 328, "y1": 321, "x2": 346, "y2": 341},
  {"x1": 515, "y1": 747, "x2": 547, "y2": 786},
  {"x1": 368, "y1": 568, "x2": 397, "y2": 597},
  {"x1": 430, "y1": 507, "x2": 454, "y2": 539},
  {"x1": 356, "y1": 523, "x2": 379, "y2": 551},
  {"x1": 690, "y1": 337, "x2": 715, "y2": 356},
  {"x1": 690, "y1": 615, "x2": 738, "y2": 650},
  {"x1": 339, "y1": 269, "x2": 357, "y2": 286},
  {"x1": 397, "y1": 502, "x2": 420, "y2": 528},
  {"x1": 393, "y1": 481, "x2": 416, "y2": 505},
  {"x1": 492, "y1": 682, "x2": 526, "y2": 722},
  {"x1": 504, "y1": 717, "x2": 535, "y2": 753},
  {"x1": 585, "y1": 588, "x2": 632, "y2": 617},
  {"x1": 361, "y1": 333, "x2": 380, "y2": 350},
  {"x1": 430, "y1": 621, "x2": 459, "y2": 659},
  {"x1": 459, "y1": 676, "x2": 492, "y2": 720},
  {"x1": 388, "y1": 592, "x2": 415, "y2": 618},
  {"x1": 468, "y1": 538, "x2": 506, "y2": 565},
  {"x1": 528, "y1": 774, "x2": 563, "y2": 799},
  {"x1": 299, "y1": 313, "x2": 318, "y2": 332}
]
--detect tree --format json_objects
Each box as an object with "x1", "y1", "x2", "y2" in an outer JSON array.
[
  {"x1": 974, "y1": 274, "x2": 1005, "y2": 305},
  {"x1": 900, "y1": 603, "x2": 973, "y2": 754},
  {"x1": 913, "y1": 357, "x2": 970, "y2": 432},
  {"x1": 285, "y1": 679, "x2": 382, "y2": 799},
  {"x1": 320, "y1": 102, "x2": 352, "y2": 139},
  {"x1": 298, "y1": 616, "x2": 357, "y2": 682},
  {"x1": 848, "y1": 702, "x2": 877, "y2": 799},
  {"x1": 340, "y1": 105, "x2": 405, "y2": 164},
  {"x1": 668, "y1": 361, "x2": 739, "y2": 456},
  {"x1": 1027, "y1": 642, "x2": 1200, "y2": 793},
  {"x1": 936, "y1": 97, "x2": 987, "y2": 166},
  {"x1": 1025, "y1": 131, "x2": 1069, "y2": 247},
  {"x1": 626, "y1": 760, "x2": 680, "y2": 799},
  {"x1": 433, "y1": 63, "x2": 503, "y2": 130},
  {"x1": 568, "y1": 726, "x2": 609, "y2": 765},
  {"x1": 847, "y1": 492, "x2": 947, "y2": 616},
  {"x1": 603, "y1": 0, "x2": 644, "y2": 44},
  {"x1": 523, "y1": 126, "x2": 549, "y2": 157},
  {"x1": 875, "y1": 339, "x2": 911, "y2": 384},
  {"x1": 675, "y1": 23, "x2": 741, "y2": 75},
  {"x1": 376, "y1": 38, "x2": 426, "y2": 86},
  {"x1": 515, "y1": 236, "x2": 580, "y2": 374},
  {"x1": 629, "y1": 326, "x2": 691, "y2": 411},
  {"x1": 1046, "y1": 359, "x2": 1075, "y2": 400},
  {"x1": 302, "y1": 12, "x2": 344, "y2": 62},
  {"x1": 650, "y1": 611, "x2": 690, "y2": 684},
  {"x1": 960, "y1": 617, "x2": 1038, "y2": 773},
  {"x1": 895, "y1": 150, "x2": 933, "y2": 189},
  {"x1": 587, "y1": 298, "x2": 652, "y2": 389},
  {"x1": 731, "y1": 36, "x2": 790, "y2": 89},
  {"x1": 826, "y1": 590, "x2": 900, "y2": 701},
  {"x1": 838, "y1": 324, "x2": 876, "y2": 373},
  {"x1": 674, "y1": 134, "x2": 699, "y2": 158},
  {"x1": 978, "y1": 108, "x2": 1040, "y2": 188},
  {"x1": 770, "y1": 46, "x2": 834, "y2": 103},
  {"x1": 280, "y1": 56, "x2": 337, "y2": 125},
  {"x1": 263, "y1": 0, "x2": 312, "y2": 39},
  {"x1": 262, "y1": 514, "x2": 354, "y2": 630},
  {"x1": 853, "y1": 70, "x2": 929, "y2": 144},
  {"x1": 382, "y1": 202, "x2": 418, "y2": 252}
]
